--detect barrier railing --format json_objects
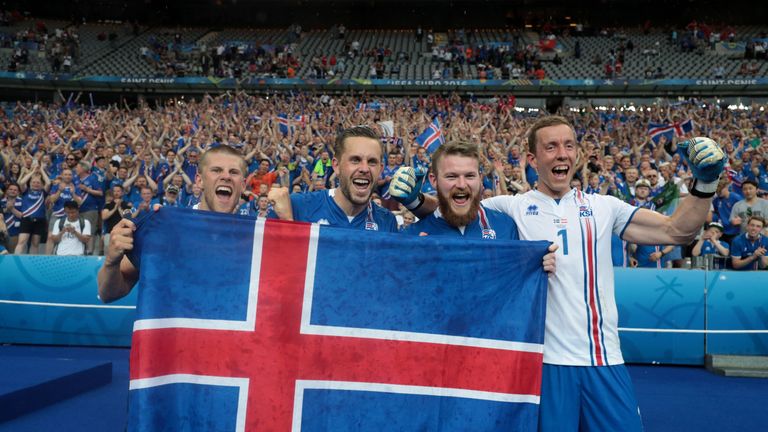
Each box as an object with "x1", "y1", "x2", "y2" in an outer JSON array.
[{"x1": 1, "y1": 256, "x2": 766, "y2": 364}]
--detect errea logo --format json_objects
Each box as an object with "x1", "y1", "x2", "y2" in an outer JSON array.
[{"x1": 526, "y1": 205, "x2": 539, "y2": 216}]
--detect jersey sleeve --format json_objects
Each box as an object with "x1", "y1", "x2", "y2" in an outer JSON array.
[
  {"x1": 83, "y1": 220, "x2": 92, "y2": 236},
  {"x1": 481, "y1": 195, "x2": 519, "y2": 219},
  {"x1": 486, "y1": 208, "x2": 519, "y2": 240},
  {"x1": 382, "y1": 211, "x2": 399, "y2": 233},
  {"x1": 373, "y1": 205, "x2": 399, "y2": 233},
  {"x1": 289, "y1": 193, "x2": 307, "y2": 221},
  {"x1": 506, "y1": 215, "x2": 520, "y2": 240},
  {"x1": 606, "y1": 194, "x2": 640, "y2": 239}
]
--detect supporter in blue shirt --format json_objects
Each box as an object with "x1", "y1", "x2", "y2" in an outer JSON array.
[
  {"x1": 691, "y1": 221, "x2": 730, "y2": 258},
  {"x1": 91, "y1": 156, "x2": 109, "y2": 209},
  {"x1": 412, "y1": 146, "x2": 431, "y2": 171},
  {"x1": 132, "y1": 186, "x2": 156, "y2": 219},
  {"x1": 507, "y1": 144, "x2": 523, "y2": 167},
  {"x1": 269, "y1": 125, "x2": 398, "y2": 232},
  {"x1": 126, "y1": 175, "x2": 157, "y2": 209},
  {"x1": 183, "y1": 183, "x2": 203, "y2": 208},
  {"x1": 181, "y1": 148, "x2": 200, "y2": 181},
  {"x1": 731, "y1": 216, "x2": 768, "y2": 271},
  {"x1": 630, "y1": 179, "x2": 674, "y2": 268},
  {"x1": 15, "y1": 166, "x2": 51, "y2": 254},
  {"x1": 745, "y1": 152, "x2": 768, "y2": 194},
  {"x1": 712, "y1": 178, "x2": 743, "y2": 243},
  {"x1": 151, "y1": 184, "x2": 182, "y2": 208},
  {"x1": 1, "y1": 183, "x2": 23, "y2": 252},
  {"x1": 47, "y1": 168, "x2": 78, "y2": 221},
  {"x1": 611, "y1": 233, "x2": 630, "y2": 267},
  {"x1": 108, "y1": 162, "x2": 126, "y2": 189},
  {"x1": 237, "y1": 194, "x2": 277, "y2": 219},
  {"x1": 73, "y1": 161, "x2": 103, "y2": 254},
  {"x1": 634, "y1": 243, "x2": 675, "y2": 268},
  {"x1": 403, "y1": 140, "x2": 519, "y2": 240},
  {"x1": 378, "y1": 149, "x2": 402, "y2": 208},
  {"x1": 73, "y1": 161, "x2": 103, "y2": 214}
]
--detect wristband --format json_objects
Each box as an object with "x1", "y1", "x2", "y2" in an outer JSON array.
[
  {"x1": 404, "y1": 193, "x2": 425, "y2": 211},
  {"x1": 689, "y1": 178, "x2": 718, "y2": 199}
]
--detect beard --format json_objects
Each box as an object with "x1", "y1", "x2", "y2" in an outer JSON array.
[
  {"x1": 339, "y1": 174, "x2": 374, "y2": 206},
  {"x1": 438, "y1": 187, "x2": 481, "y2": 228}
]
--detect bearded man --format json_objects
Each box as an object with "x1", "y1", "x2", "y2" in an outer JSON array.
[{"x1": 402, "y1": 141, "x2": 519, "y2": 240}]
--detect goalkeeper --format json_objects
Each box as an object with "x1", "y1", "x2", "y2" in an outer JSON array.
[{"x1": 388, "y1": 115, "x2": 725, "y2": 432}]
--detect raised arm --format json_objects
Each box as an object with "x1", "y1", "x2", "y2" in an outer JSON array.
[
  {"x1": 266, "y1": 184, "x2": 294, "y2": 221},
  {"x1": 97, "y1": 219, "x2": 139, "y2": 303},
  {"x1": 623, "y1": 137, "x2": 724, "y2": 245},
  {"x1": 387, "y1": 166, "x2": 436, "y2": 217}
]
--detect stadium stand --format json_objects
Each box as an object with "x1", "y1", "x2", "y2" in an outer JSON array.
[
  {"x1": 3, "y1": 14, "x2": 767, "y2": 80},
  {"x1": 1, "y1": 4, "x2": 767, "y2": 432}
]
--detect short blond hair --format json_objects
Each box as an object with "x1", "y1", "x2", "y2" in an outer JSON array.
[{"x1": 199, "y1": 145, "x2": 247, "y2": 176}]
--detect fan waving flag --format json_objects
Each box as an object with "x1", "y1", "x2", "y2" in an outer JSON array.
[
  {"x1": 277, "y1": 113, "x2": 290, "y2": 136},
  {"x1": 415, "y1": 117, "x2": 445, "y2": 154},
  {"x1": 127, "y1": 208, "x2": 549, "y2": 432},
  {"x1": 647, "y1": 119, "x2": 694, "y2": 144}
]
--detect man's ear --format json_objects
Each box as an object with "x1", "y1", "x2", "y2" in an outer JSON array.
[{"x1": 526, "y1": 152, "x2": 537, "y2": 170}]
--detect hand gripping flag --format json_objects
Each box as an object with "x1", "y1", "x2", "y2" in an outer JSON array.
[
  {"x1": 415, "y1": 117, "x2": 445, "y2": 155},
  {"x1": 127, "y1": 207, "x2": 549, "y2": 431}
]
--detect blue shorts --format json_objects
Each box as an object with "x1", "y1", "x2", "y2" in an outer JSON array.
[{"x1": 539, "y1": 364, "x2": 643, "y2": 432}]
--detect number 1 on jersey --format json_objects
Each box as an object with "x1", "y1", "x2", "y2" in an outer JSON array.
[{"x1": 557, "y1": 228, "x2": 569, "y2": 255}]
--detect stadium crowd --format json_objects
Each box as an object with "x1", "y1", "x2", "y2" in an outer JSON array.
[
  {"x1": 0, "y1": 92, "x2": 766, "y2": 269},
  {"x1": 1, "y1": 14, "x2": 81, "y2": 74},
  {"x1": 4, "y1": 8, "x2": 765, "y2": 81}
]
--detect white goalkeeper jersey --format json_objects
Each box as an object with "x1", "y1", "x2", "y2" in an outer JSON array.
[{"x1": 483, "y1": 189, "x2": 639, "y2": 366}]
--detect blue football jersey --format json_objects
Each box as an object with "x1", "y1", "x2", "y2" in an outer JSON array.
[
  {"x1": 404, "y1": 205, "x2": 519, "y2": 240},
  {"x1": 290, "y1": 189, "x2": 398, "y2": 232}
]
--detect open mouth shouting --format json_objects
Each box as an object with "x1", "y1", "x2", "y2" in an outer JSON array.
[
  {"x1": 215, "y1": 185, "x2": 234, "y2": 203},
  {"x1": 552, "y1": 164, "x2": 570, "y2": 180},
  {"x1": 451, "y1": 189, "x2": 472, "y2": 207},
  {"x1": 351, "y1": 177, "x2": 372, "y2": 194}
]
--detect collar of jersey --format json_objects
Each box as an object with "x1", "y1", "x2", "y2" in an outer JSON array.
[
  {"x1": 326, "y1": 188, "x2": 367, "y2": 222},
  {"x1": 531, "y1": 187, "x2": 577, "y2": 204}
]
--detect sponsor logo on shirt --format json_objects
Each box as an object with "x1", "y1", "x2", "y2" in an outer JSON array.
[
  {"x1": 579, "y1": 205, "x2": 593, "y2": 218},
  {"x1": 526, "y1": 204, "x2": 539, "y2": 216}
]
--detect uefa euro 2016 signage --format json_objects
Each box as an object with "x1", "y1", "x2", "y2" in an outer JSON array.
[{"x1": 1, "y1": 71, "x2": 767, "y2": 90}]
